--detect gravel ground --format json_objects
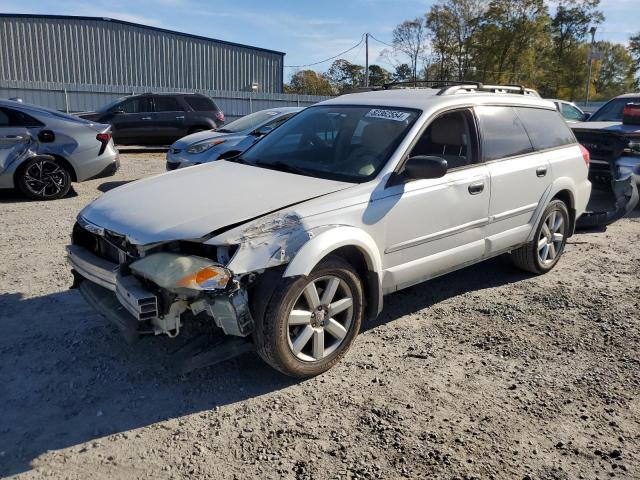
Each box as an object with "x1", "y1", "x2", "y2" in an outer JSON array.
[{"x1": 1, "y1": 152, "x2": 639, "y2": 479}]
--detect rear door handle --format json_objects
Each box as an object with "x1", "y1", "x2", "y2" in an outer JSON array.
[
  {"x1": 141, "y1": 116, "x2": 152, "y2": 120},
  {"x1": 468, "y1": 182, "x2": 485, "y2": 195},
  {"x1": 536, "y1": 166, "x2": 548, "y2": 177},
  {"x1": 176, "y1": 116, "x2": 185, "y2": 120}
]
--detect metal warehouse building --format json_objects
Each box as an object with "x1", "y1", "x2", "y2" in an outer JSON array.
[{"x1": 0, "y1": 14, "x2": 328, "y2": 117}]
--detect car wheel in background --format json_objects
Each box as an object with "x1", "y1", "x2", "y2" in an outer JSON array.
[
  {"x1": 254, "y1": 256, "x2": 364, "y2": 378},
  {"x1": 511, "y1": 199, "x2": 569, "y2": 274},
  {"x1": 16, "y1": 155, "x2": 72, "y2": 200}
]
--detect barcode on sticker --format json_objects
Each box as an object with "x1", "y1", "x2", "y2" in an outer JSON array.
[{"x1": 366, "y1": 109, "x2": 411, "y2": 122}]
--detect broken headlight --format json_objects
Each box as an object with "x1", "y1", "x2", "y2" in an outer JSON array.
[
  {"x1": 186, "y1": 139, "x2": 226, "y2": 154},
  {"x1": 130, "y1": 253, "x2": 231, "y2": 292}
]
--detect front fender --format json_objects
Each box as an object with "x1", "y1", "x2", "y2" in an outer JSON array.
[
  {"x1": 284, "y1": 225, "x2": 384, "y2": 317},
  {"x1": 283, "y1": 226, "x2": 383, "y2": 278}
]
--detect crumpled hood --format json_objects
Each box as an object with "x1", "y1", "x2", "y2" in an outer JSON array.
[{"x1": 79, "y1": 161, "x2": 352, "y2": 245}]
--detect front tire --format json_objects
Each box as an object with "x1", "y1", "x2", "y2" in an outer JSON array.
[
  {"x1": 512, "y1": 199, "x2": 569, "y2": 274},
  {"x1": 16, "y1": 155, "x2": 71, "y2": 200},
  {"x1": 254, "y1": 256, "x2": 364, "y2": 378}
]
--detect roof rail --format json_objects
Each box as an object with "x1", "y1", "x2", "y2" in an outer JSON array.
[
  {"x1": 438, "y1": 83, "x2": 540, "y2": 97},
  {"x1": 382, "y1": 80, "x2": 483, "y2": 90}
]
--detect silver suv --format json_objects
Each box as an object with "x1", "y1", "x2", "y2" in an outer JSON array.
[{"x1": 67, "y1": 83, "x2": 591, "y2": 377}]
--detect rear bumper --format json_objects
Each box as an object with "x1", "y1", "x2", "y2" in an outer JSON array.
[{"x1": 87, "y1": 155, "x2": 120, "y2": 180}]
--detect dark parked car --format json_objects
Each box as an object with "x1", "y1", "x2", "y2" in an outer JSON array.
[{"x1": 78, "y1": 93, "x2": 225, "y2": 146}]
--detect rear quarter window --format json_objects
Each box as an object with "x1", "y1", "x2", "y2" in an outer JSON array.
[
  {"x1": 515, "y1": 107, "x2": 576, "y2": 150},
  {"x1": 184, "y1": 96, "x2": 219, "y2": 111},
  {"x1": 475, "y1": 105, "x2": 533, "y2": 161}
]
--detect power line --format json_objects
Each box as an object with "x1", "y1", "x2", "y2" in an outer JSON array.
[
  {"x1": 368, "y1": 34, "x2": 394, "y2": 49},
  {"x1": 284, "y1": 35, "x2": 365, "y2": 68}
]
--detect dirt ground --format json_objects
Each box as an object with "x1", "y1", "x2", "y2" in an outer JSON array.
[{"x1": 1, "y1": 152, "x2": 639, "y2": 480}]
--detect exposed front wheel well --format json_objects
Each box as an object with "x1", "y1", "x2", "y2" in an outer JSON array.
[
  {"x1": 318, "y1": 246, "x2": 380, "y2": 322},
  {"x1": 551, "y1": 189, "x2": 575, "y2": 236}
]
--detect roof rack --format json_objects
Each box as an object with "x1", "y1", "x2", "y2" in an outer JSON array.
[
  {"x1": 437, "y1": 83, "x2": 540, "y2": 97},
  {"x1": 382, "y1": 80, "x2": 483, "y2": 90},
  {"x1": 345, "y1": 80, "x2": 540, "y2": 97}
]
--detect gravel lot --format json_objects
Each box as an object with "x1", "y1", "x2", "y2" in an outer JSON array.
[{"x1": 1, "y1": 152, "x2": 639, "y2": 479}]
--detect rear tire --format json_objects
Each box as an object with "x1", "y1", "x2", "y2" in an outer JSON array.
[
  {"x1": 16, "y1": 155, "x2": 71, "y2": 200},
  {"x1": 254, "y1": 256, "x2": 364, "y2": 378},
  {"x1": 512, "y1": 199, "x2": 569, "y2": 274}
]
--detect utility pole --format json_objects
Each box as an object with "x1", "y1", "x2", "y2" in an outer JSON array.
[
  {"x1": 585, "y1": 26, "x2": 597, "y2": 108},
  {"x1": 365, "y1": 33, "x2": 369, "y2": 87}
]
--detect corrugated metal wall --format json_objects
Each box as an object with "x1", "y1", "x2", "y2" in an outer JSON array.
[
  {"x1": 0, "y1": 14, "x2": 284, "y2": 93},
  {"x1": 0, "y1": 81, "x2": 332, "y2": 121}
]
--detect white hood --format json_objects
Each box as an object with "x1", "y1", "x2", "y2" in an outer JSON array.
[{"x1": 79, "y1": 161, "x2": 352, "y2": 245}]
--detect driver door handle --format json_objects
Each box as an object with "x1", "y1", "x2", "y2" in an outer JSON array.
[
  {"x1": 468, "y1": 182, "x2": 485, "y2": 195},
  {"x1": 141, "y1": 116, "x2": 152, "y2": 120},
  {"x1": 536, "y1": 166, "x2": 548, "y2": 177},
  {"x1": 176, "y1": 116, "x2": 185, "y2": 120}
]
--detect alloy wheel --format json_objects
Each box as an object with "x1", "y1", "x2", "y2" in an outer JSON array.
[
  {"x1": 23, "y1": 159, "x2": 67, "y2": 198},
  {"x1": 537, "y1": 209, "x2": 566, "y2": 265},
  {"x1": 286, "y1": 275, "x2": 354, "y2": 362}
]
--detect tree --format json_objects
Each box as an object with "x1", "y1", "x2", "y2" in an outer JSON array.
[
  {"x1": 629, "y1": 32, "x2": 640, "y2": 83},
  {"x1": 285, "y1": 70, "x2": 334, "y2": 96},
  {"x1": 549, "y1": 0, "x2": 604, "y2": 96},
  {"x1": 368, "y1": 65, "x2": 392, "y2": 86},
  {"x1": 392, "y1": 18, "x2": 429, "y2": 82},
  {"x1": 592, "y1": 41, "x2": 637, "y2": 99},
  {"x1": 326, "y1": 59, "x2": 365, "y2": 93},
  {"x1": 425, "y1": 0, "x2": 487, "y2": 81},
  {"x1": 393, "y1": 64, "x2": 413, "y2": 82}
]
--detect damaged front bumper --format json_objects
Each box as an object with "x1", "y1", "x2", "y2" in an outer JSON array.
[{"x1": 67, "y1": 244, "x2": 254, "y2": 343}]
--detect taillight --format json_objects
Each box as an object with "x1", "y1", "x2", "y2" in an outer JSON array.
[
  {"x1": 215, "y1": 111, "x2": 225, "y2": 123},
  {"x1": 623, "y1": 103, "x2": 640, "y2": 125},
  {"x1": 96, "y1": 132, "x2": 111, "y2": 155},
  {"x1": 579, "y1": 144, "x2": 590, "y2": 166}
]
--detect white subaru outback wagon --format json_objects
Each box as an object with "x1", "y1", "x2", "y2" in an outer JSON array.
[{"x1": 68, "y1": 83, "x2": 592, "y2": 378}]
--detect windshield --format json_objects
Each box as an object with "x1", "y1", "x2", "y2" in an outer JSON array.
[
  {"x1": 218, "y1": 110, "x2": 282, "y2": 133},
  {"x1": 236, "y1": 105, "x2": 420, "y2": 183},
  {"x1": 590, "y1": 97, "x2": 640, "y2": 122}
]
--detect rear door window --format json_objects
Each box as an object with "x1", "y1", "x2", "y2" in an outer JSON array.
[
  {"x1": 183, "y1": 96, "x2": 218, "y2": 111},
  {"x1": 515, "y1": 107, "x2": 576, "y2": 150},
  {"x1": 154, "y1": 96, "x2": 184, "y2": 112},
  {"x1": 475, "y1": 106, "x2": 533, "y2": 161}
]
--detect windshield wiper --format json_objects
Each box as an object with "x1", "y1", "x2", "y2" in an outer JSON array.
[
  {"x1": 255, "y1": 160, "x2": 309, "y2": 176},
  {"x1": 216, "y1": 128, "x2": 233, "y2": 133}
]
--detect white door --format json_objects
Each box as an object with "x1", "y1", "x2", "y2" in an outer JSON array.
[
  {"x1": 475, "y1": 106, "x2": 553, "y2": 253},
  {"x1": 375, "y1": 109, "x2": 491, "y2": 293}
]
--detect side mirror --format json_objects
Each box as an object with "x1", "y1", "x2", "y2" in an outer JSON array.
[
  {"x1": 37, "y1": 129, "x2": 55, "y2": 143},
  {"x1": 403, "y1": 155, "x2": 448, "y2": 180},
  {"x1": 582, "y1": 112, "x2": 591, "y2": 121}
]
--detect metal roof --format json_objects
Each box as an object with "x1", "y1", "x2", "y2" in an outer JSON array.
[{"x1": 0, "y1": 13, "x2": 286, "y2": 56}]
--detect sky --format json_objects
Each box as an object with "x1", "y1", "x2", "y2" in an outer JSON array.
[{"x1": 0, "y1": 0, "x2": 637, "y2": 80}]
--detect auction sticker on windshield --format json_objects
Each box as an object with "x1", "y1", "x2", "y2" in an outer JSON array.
[{"x1": 366, "y1": 109, "x2": 411, "y2": 122}]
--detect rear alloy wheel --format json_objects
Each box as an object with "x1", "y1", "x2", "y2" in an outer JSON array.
[
  {"x1": 512, "y1": 199, "x2": 569, "y2": 274},
  {"x1": 17, "y1": 156, "x2": 71, "y2": 200},
  {"x1": 255, "y1": 256, "x2": 364, "y2": 377}
]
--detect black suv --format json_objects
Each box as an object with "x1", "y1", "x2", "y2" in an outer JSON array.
[{"x1": 78, "y1": 93, "x2": 225, "y2": 146}]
